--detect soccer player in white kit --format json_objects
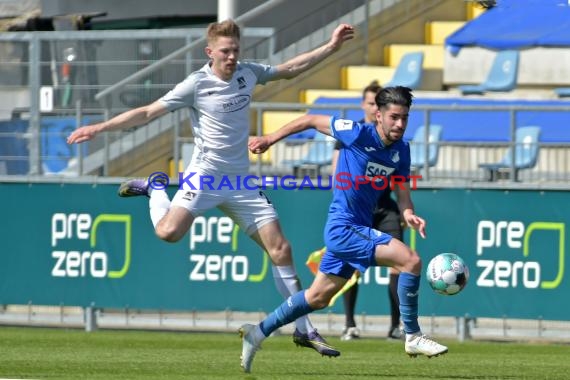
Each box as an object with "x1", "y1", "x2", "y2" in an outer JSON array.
[{"x1": 67, "y1": 19, "x2": 354, "y2": 357}]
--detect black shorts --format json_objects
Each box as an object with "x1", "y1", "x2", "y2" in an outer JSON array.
[{"x1": 373, "y1": 207, "x2": 403, "y2": 241}]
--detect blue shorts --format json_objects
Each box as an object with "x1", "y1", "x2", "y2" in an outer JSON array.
[{"x1": 321, "y1": 223, "x2": 393, "y2": 279}]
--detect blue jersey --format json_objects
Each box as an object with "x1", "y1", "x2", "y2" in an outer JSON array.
[{"x1": 327, "y1": 117, "x2": 411, "y2": 227}]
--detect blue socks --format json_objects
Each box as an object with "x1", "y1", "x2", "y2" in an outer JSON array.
[
  {"x1": 258, "y1": 275, "x2": 421, "y2": 337},
  {"x1": 397, "y1": 272, "x2": 421, "y2": 334},
  {"x1": 260, "y1": 290, "x2": 313, "y2": 337}
]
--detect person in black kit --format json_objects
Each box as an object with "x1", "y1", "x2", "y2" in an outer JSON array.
[{"x1": 333, "y1": 81, "x2": 404, "y2": 341}]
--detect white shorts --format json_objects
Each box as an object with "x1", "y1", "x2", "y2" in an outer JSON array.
[{"x1": 171, "y1": 172, "x2": 278, "y2": 236}]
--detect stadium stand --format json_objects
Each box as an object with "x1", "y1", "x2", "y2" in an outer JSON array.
[
  {"x1": 342, "y1": 2, "x2": 484, "y2": 95},
  {"x1": 295, "y1": 96, "x2": 570, "y2": 144},
  {"x1": 384, "y1": 44, "x2": 443, "y2": 71},
  {"x1": 0, "y1": 119, "x2": 29, "y2": 175},
  {"x1": 554, "y1": 87, "x2": 570, "y2": 98},
  {"x1": 285, "y1": 95, "x2": 570, "y2": 181},
  {"x1": 478, "y1": 126, "x2": 541, "y2": 182},
  {"x1": 409, "y1": 124, "x2": 443, "y2": 171},
  {"x1": 281, "y1": 131, "x2": 336, "y2": 177},
  {"x1": 300, "y1": 89, "x2": 360, "y2": 105},
  {"x1": 0, "y1": 115, "x2": 100, "y2": 175},
  {"x1": 262, "y1": 0, "x2": 570, "y2": 182},
  {"x1": 340, "y1": 52, "x2": 425, "y2": 90},
  {"x1": 458, "y1": 50, "x2": 519, "y2": 95},
  {"x1": 253, "y1": 111, "x2": 307, "y2": 165},
  {"x1": 445, "y1": 0, "x2": 570, "y2": 90},
  {"x1": 340, "y1": 66, "x2": 395, "y2": 91},
  {"x1": 425, "y1": 21, "x2": 464, "y2": 45},
  {"x1": 382, "y1": 51, "x2": 424, "y2": 89}
]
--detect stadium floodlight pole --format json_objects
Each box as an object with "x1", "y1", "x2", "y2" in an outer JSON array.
[
  {"x1": 94, "y1": 0, "x2": 285, "y2": 104},
  {"x1": 218, "y1": 0, "x2": 237, "y2": 22}
]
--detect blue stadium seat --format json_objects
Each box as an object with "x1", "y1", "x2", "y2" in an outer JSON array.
[
  {"x1": 384, "y1": 51, "x2": 424, "y2": 90},
  {"x1": 409, "y1": 124, "x2": 442, "y2": 170},
  {"x1": 479, "y1": 126, "x2": 541, "y2": 181},
  {"x1": 282, "y1": 132, "x2": 336, "y2": 177},
  {"x1": 554, "y1": 87, "x2": 570, "y2": 98},
  {"x1": 459, "y1": 50, "x2": 519, "y2": 95},
  {"x1": 0, "y1": 119, "x2": 29, "y2": 175}
]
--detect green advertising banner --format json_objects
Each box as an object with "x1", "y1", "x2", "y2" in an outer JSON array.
[
  {"x1": 0, "y1": 182, "x2": 568, "y2": 320},
  {"x1": 0, "y1": 183, "x2": 328, "y2": 312},
  {"x1": 407, "y1": 188, "x2": 568, "y2": 320}
]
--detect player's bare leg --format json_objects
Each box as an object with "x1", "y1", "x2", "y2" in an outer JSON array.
[{"x1": 251, "y1": 221, "x2": 340, "y2": 357}]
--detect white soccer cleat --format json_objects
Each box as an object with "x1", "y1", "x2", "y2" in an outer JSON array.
[
  {"x1": 239, "y1": 323, "x2": 261, "y2": 373},
  {"x1": 405, "y1": 333, "x2": 448, "y2": 358}
]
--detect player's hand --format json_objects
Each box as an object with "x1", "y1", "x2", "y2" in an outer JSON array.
[
  {"x1": 248, "y1": 136, "x2": 271, "y2": 154},
  {"x1": 67, "y1": 125, "x2": 99, "y2": 144},
  {"x1": 329, "y1": 24, "x2": 355, "y2": 50},
  {"x1": 404, "y1": 213, "x2": 426, "y2": 239}
]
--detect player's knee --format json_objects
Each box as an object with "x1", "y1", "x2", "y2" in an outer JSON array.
[
  {"x1": 396, "y1": 247, "x2": 421, "y2": 274},
  {"x1": 267, "y1": 238, "x2": 292, "y2": 265},
  {"x1": 406, "y1": 250, "x2": 422, "y2": 273},
  {"x1": 306, "y1": 293, "x2": 329, "y2": 310},
  {"x1": 156, "y1": 225, "x2": 183, "y2": 243}
]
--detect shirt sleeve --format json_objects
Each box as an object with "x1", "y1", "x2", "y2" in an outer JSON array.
[
  {"x1": 240, "y1": 61, "x2": 277, "y2": 85},
  {"x1": 158, "y1": 73, "x2": 199, "y2": 112},
  {"x1": 329, "y1": 116, "x2": 362, "y2": 147}
]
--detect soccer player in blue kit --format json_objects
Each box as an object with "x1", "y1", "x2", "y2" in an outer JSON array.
[{"x1": 242, "y1": 86, "x2": 447, "y2": 373}]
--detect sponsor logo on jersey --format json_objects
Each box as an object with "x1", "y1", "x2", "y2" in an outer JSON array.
[
  {"x1": 237, "y1": 76, "x2": 246, "y2": 89},
  {"x1": 220, "y1": 95, "x2": 250, "y2": 113},
  {"x1": 365, "y1": 162, "x2": 395, "y2": 179}
]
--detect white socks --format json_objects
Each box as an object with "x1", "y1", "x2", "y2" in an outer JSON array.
[
  {"x1": 271, "y1": 265, "x2": 314, "y2": 334},
  {"x1": 149, "y1": 189, "x2": 171, "y2": 228}
]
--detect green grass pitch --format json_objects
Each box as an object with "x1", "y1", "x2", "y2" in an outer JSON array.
[{"x1": 0, "y1": 326, "x2": 568, "y2": 379}]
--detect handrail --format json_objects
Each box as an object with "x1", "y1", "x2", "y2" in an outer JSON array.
[{"x1": 94, "y1": 0, "x2": 285, "y2": 103}]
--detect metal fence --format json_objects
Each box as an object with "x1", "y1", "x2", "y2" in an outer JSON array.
[
  {"x1": 246, "y1": 102, "x2": 570, "y2": 186},
  {"x1": 3, "y1": 100, "x2": 570, "y2": 186},
  {"x1": 2, "y1": 304, "x2": 570, "y2": 342},
  {"x1": 0, "y1": 27, "x2": 275, "y2": 176}
]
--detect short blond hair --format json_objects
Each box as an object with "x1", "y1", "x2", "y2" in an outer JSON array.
[{"x1": 206, "y1": 19, "x2": 240, "y2": 44}]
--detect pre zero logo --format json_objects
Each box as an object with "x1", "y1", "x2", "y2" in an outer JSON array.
[
  {"x1": 50, "y1": 213, "x2": 131, "y2": 279},
  {"x1": 476, "y1": 220, "x2": 565, "y2": 289},
  {"x1": 188, "y1": 216, "x2": 268, "y2": 283}
]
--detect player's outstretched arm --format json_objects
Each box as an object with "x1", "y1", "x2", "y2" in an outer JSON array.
[
  {"x1": 67, "y1": 101, "x2": 169, "y2": 144},
  {"x1": 249, "y1": 114, "x2": 332, "y2": 154},
  {"x1": 273, "y1": 23, "x2": 354, "y2": 80}
]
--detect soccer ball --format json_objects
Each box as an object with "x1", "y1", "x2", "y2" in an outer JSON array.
[{"x1": 426, "y1": 253, "x2": 469, "y2": 296}]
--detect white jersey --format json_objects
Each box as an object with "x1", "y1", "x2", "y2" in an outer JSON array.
[{"x1": 159, "y1": 61, "x2": 277, "y2": 175}]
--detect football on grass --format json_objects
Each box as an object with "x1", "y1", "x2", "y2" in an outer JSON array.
[{"x1": 426, "y1": 253, "x2": 469, "y2": 295}]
